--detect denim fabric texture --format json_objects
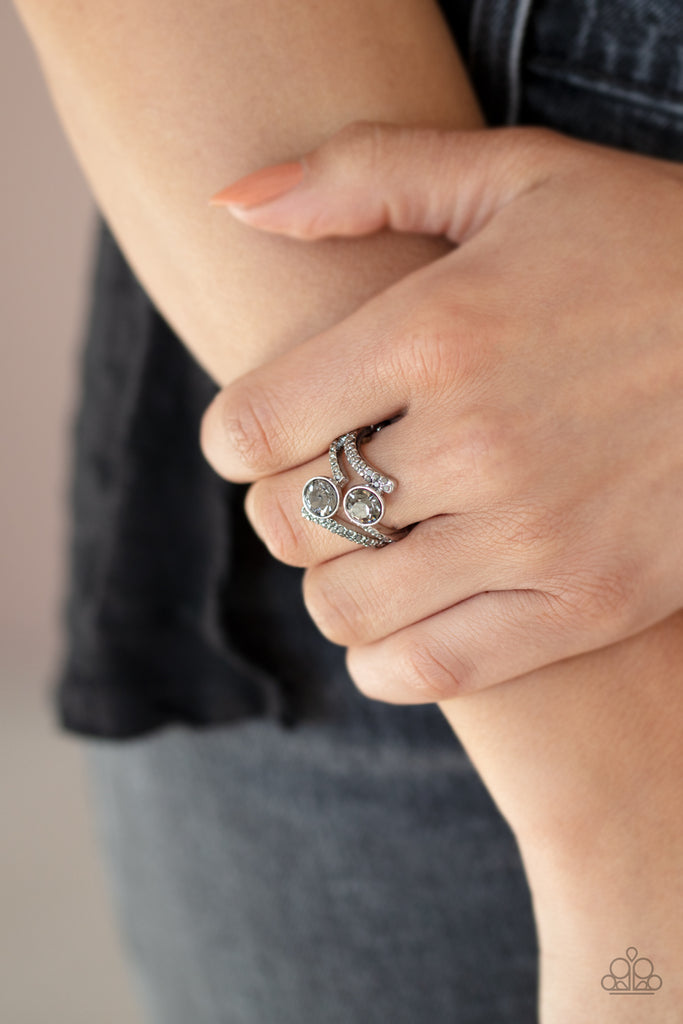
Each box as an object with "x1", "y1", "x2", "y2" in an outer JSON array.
[
  {"x1": 63, "y1": 0, "x2": 683, "y2": 1020},
  {"x1": 88, "y1": 700, "x2": 537, "y2": 1023}
]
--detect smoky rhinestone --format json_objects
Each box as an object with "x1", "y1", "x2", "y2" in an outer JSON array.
[
  {"x1": 343, "y1": 485, "x2": 384, "y2": 526},
  {"x1": 302, "y1": 477, "x2": 339, "y2": 519}
]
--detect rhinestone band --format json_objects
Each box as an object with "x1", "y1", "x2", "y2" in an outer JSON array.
[
  {"x1": 328, "y1": 436, "x2": 348, "y2": 487},
  {"x1": 343, "y1": 431, "x2": 395, "y2": 494},
  {"x1": 301, "y1": 507, "x2": 392, "y2": 547}
]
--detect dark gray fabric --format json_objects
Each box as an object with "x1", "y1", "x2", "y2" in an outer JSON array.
[
  {"x1": 55, "y1": 228, "x2": 295, "y2": 737},
  {"x1": 519, "y1": 0, "x2": 683, "y2": 157},
  {"x1": 87, "y1": 683, "x2": 537, "y2": 1024}
]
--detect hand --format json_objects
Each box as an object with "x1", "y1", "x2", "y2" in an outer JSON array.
[
  {"x1": 204, "y1": 123, "x2": 683, "y2": 1022},
  {"x1": 202, "y1": 123, "x2": 683, "y2": 705}
]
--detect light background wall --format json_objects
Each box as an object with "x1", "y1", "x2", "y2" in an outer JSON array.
[{"x1": 1, "y1": 4, "x2": 143, "y2": 1021}]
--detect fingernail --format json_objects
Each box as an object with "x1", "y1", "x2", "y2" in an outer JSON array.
[{"x1": 210, "y1": 160, "x2": 304, "y2": 209}]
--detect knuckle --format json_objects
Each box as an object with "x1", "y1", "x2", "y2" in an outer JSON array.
[
  {"x1": 400, "y1": 638, "x2": 471, "y2": 701},
  {"x1": 388, "y1": 319, "x2": 459, "y2": 398},
  {"x1": 585, "y1": 560, "x2": 643, "y2": 635},
  {"x1": 454, "y1": 409, "x2": 519, "y2": 496},
  {"x1": 325, "y1": 123, "x2": 459, "y2": 234},
  {"x1": 345, "y1": 638, "x2": 473, "y2": 705},
  {"x1": 303, "y1": 570, "x2": 370, "y2": 646},
  {"x1": 551, "y1": 550, "x2": 643, "y2": 641},
  {"x1": 325, "y1": 120, "x2": 399, "y2": 174},
  {"x1": 219, "y1": 386, "x2": 281, "y2": 475},
  {"x1": 496, "y1": 503, "x2": 561, "y2": 565},
  {"x1": 386, "y1": 297, "x2": 493, "y2": 405},
  {"x1": 247, "y1": 484, "x2": 302, "y2": 565}
]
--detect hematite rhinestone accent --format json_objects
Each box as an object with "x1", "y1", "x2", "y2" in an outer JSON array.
[
  {"x1": 343, "y1": 485, "x2": 384, "y2": 526},
  {"x1": 302, "y1": 477, "x2": 339, "y2": 519},
  {"x1": 301, "y1": 507, "x2": 390, "y2": 547}
]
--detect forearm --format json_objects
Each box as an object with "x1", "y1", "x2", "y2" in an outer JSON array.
[
  {"x1": 13, "y1": 0, "x2": 482, "y2": 384},
  {"x1": 441, "y1": 614, "x2": 683, "y2": 1023}
]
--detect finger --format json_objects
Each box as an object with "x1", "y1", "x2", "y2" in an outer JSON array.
[
  {"x1": 211, "y1": 121, "x2": 561, "y2": 243},
  {"x1": 199, "y1": 255, "x2": 463, "y2": 484},
  {"x1": 245, "y1": 409, "x2": 510, "y2": 568},
  {"x1": 345, "y1": 589, "x2": 595, "y2": 703},
  {"x1": 244, "y1": 451, "x2": 383, "y2": 567},
  {"x1": 301, "y1": 514, "x2": 540, "y2": 647},
  {"x1": 202, "y1": 122, "x2": 564, "y2": 487}
]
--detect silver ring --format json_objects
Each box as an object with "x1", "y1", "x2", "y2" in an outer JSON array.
[
  {"x1": 342, "y1": 429, "x2": 395, "y2": 494},
  {"x1": 301, "y1": 425, "x2": 401, "y2": 548}
]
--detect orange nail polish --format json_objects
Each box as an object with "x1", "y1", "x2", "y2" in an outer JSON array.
[{"x1": 210, "y1": 161, "x2": 304, "y2": 209}]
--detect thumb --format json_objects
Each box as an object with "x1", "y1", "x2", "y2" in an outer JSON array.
[{"x1": 210, "y1": 122, "x2": 557, "y2": 243}]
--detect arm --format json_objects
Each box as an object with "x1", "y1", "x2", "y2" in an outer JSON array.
[
  {"x1": 201, "y1": 124, "x2": 683, "y2": 1023},
  {"x1": 443, "y1": 614, "x2": 683, "y2": 1024},
  {"x1": 12, "y1": 0, "x2": 482, "y2": 383}
]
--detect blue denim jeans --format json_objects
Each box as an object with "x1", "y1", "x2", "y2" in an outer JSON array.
[{"x1": 84, "y1": 1, "x2": 683, "y2": 1021}]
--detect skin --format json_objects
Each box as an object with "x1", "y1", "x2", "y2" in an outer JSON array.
[
  {"x1": 202, "y1": 124, "x2": 683, "y2": 1021},
  {"x1": 12, "y1": 0, "x2": 479, "y2": 384},
  {"x1": 13, "y1": 0, "x2": 683, "y2": 1019},
  {"x1": 448, "y1": 612, "x2": 683, "y2": 1023},
  {"x1": 204, "y1": 126, "x2": 683, "y2": 697}
]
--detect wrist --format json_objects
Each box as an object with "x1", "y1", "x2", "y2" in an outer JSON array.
[
  {"x1": 521, "y1": 829, "x2": 682, "y2": 1024},
  {"x1": 441, "y1": 612, "x2": 683, "y2": 1023}
]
